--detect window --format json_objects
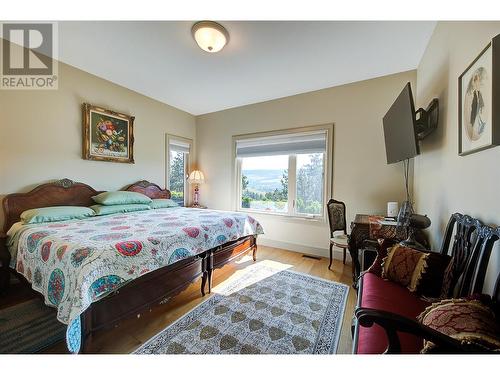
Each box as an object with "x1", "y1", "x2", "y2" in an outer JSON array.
[
  {"x1": 166, "y1": 135, "x2": 192, "y2": 206},
  {"x1": 235, "y1": 126, "x2": 332, "y2": 219}
]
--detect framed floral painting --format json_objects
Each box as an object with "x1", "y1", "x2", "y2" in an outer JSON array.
[
  {"x1": 458, "y1": 34, "x2": 500, "y2": 156},
  {"x1": 82, "y1": 103, "x2": 135, "y2": 163}
]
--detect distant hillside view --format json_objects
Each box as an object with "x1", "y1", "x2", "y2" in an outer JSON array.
[
  {"x1": 241, "y1": 168, "x2": 288, "y2": 212},
  {"x1": 243, "y1": 169, "x2": 284, "y2": 192},
  {"x1": 241, "y1": 153, "x2": 324, "y2": 215}
]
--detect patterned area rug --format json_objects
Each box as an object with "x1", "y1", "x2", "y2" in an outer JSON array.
[
  {"x1": 0, "y1": 299, "x2": 65, "y2": 353},
  {"x1": 135, "y1": 261, "x2": 349, "y2": 354}
]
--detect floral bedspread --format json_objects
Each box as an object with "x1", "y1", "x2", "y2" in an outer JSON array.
[{"x1": 7, "y1": 207, "x2": 263, "y2": 352}]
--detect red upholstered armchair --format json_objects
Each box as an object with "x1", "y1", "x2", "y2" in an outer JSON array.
[{"x1": 352, "y1": 213, "x2": 500, "y2": 354}]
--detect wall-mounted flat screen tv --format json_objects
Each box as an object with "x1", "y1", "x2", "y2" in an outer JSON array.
[{"x1": 383, "y1": 82, "x2": 420, "y2": 164}]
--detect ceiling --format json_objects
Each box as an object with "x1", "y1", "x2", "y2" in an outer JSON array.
[{"x1": 57, "y1": 21, "x2": 436, "y2": 115}]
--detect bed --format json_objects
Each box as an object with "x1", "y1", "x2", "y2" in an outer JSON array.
[{"x1": 0, "y1": 179, "x2": 263, "y2": 353}]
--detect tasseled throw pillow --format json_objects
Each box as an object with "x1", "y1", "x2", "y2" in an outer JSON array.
[
  {"x1": 418, "y1": 298, "x2": 500, "y2": 353},
  {"x1": 381, "y1": 244, "x2": 451, "y2": 298}
]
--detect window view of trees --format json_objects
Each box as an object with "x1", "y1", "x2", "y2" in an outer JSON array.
[
  {"x1": 169, "y1": 150, "x2": 186, "y2": 206},
  {"x1": 296, "y1": 153, "x2": 324, "y2": 215},
  {"x1": 240, "y1": 153, "x2": 324, "y2": 215}
]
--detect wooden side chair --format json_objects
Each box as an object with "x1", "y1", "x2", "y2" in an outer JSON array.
[{"x1": 327, "y1": 198, "x2": 349, "y2": 270}]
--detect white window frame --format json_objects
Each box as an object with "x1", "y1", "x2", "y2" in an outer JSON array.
[
  {"x1": 232, "y1": 124, "x2": 333, "y2": 221},
  {"x1": 166, "y1": 134, "x2": 193, "y2": 207}
]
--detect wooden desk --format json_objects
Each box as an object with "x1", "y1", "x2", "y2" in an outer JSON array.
[{"x1": 348, "y1": 214, "x2": 428, "y2": 283}]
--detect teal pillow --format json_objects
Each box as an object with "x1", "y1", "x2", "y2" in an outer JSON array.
[
  {"x1": 21, "y1": 206, "x2": 95, "y2": 224},
  {"x1": 91, "y1": 204, "x2": 151, "y2": 216},
  {"x1": 92, "y1": 191, "x2": 152, "y2": 206},
  {"x1": 149, "y1": 199, "x2": 179, "y2": 209}
]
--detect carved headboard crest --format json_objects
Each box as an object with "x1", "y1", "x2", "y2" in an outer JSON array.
[
  {"x1": 54, "y1": 178, "x2": 78, "y2": 188},
  {"x1": 134, "y1": 180, "x2": 155, "y2": 188}
]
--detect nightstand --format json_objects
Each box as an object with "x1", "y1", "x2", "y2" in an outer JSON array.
[{"x1": 188, "y1": 205, "x2": 207, "y2": 209}]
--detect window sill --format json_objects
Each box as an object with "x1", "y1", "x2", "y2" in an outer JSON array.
[{"x1": 237, "y1": 208, "x2": 326, "y2": 224}]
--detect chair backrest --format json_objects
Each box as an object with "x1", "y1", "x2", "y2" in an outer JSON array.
[
  {"x1": 439, "y1": 213, "x2": 500, "y2": 299},
  {"x1": 326, "y1": 199, "x2": 347, "y2": 236}
]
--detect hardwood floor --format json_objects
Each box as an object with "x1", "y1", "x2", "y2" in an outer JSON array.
[{"x1": 16, "y1": 245, "x2": 356, "y2": 354}]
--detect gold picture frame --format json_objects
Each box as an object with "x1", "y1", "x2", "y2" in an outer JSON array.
[{"x1": 82, "y1": 103, "x2": 135, "y2": 163}]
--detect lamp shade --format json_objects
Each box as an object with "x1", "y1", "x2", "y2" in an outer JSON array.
[{"x1": 188, "y1": 170, "x2": 205, "y2": 184}]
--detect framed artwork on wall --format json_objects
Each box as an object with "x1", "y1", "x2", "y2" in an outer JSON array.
[
  {"x1": 458, "y1": 34, "x2": 500, "y2": 156},
  {"x1": 82, "y1": 103, "x2": 135, "y2": 163}
]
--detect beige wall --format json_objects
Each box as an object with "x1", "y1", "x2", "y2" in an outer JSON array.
[
  {"x1": 0, "y1": 49, "x2": 196, "y2": 231},
  {"x1": 414, "y1": 21, "x2": 500, "y2": 294},
  {"x1": 196, "y1": 70, "x2": 416, "y2": 257}
]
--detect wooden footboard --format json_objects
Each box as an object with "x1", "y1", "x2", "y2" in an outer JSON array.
[
  {"x1": 203, "y1": 236, "x2": 257, "y2": 295},
  {"x1": 80, "y1": 253, "x2": 206, "y2": 352}
]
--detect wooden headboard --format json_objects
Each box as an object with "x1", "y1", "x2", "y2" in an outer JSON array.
[
  {"x1": 2, "y1": 178, "x2": 102, "y2": 234},
  {"x1": 1, "y1": 179, "x2": 170, "y2": 234},
  {"x1": 124, "y1": 180, "x2": 171, "y2": 199}
]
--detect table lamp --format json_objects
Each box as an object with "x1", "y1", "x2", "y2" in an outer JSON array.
[{"x1": 188, "y1": 170, "x2": 205, "y2": 207}]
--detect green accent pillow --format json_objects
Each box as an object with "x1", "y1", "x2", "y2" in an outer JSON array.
[
  {"x1": 149, "y1": 199, "x2": 179, "y2": 209},
  {"x1": 91, "y1": 204, "x2": 151, "y2": 216},
  {"x1": 92, "y1": 191, "x2": 152, "y2": 206},
  {"x1": 21, "y1": 206, "x2": 95, "y2": 224}
]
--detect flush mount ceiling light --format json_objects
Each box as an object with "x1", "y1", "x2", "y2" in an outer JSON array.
[{"x1": 191, "y1": 21, "x2": 229, "y2": 53}]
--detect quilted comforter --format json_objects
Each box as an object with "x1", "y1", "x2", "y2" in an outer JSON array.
[{"x1": 7, "y1": 207, "x2": 263, "y2": 352}]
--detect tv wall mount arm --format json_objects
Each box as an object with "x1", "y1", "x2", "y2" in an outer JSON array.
[{"x1": 415, "y1": 98, "x2": 439, "y2": 140}]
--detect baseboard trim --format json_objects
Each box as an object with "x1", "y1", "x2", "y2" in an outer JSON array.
[{"x1": 257, "y1": 238, "x2": 351, "y2": 261}]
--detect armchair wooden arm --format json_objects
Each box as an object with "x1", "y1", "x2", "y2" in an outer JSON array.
[{"x1": 355, "y1": 307, "x2": 479, "y2": 354}]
